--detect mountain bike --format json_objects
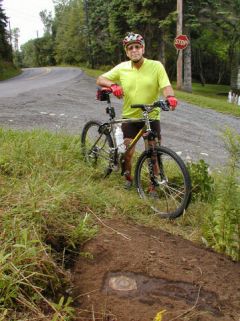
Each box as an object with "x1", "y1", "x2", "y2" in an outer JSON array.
[{"x1": 81, "y1": 88, "x2": 191, "y2": 219}]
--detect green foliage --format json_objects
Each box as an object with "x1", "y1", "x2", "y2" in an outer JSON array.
[
  {"x1": 187, "y1": 159, "x2": 215, "y2": 202},
  {"x1": 0, "y1": 129, "x2": 98, "y2": 318},
  {"x1": 187, "y1": 0, "x2": 240, "y2": 84},
  {"x1": 0, "y1": 125, "x2": 239, "y2": 319},
  {"x1": 202, "y1": 129, "x2": 240, "y2": 261},
  {"x1": 51, "y1": 296, "x2": 75, "y2": 321},
  {"x1": 0, "y1": 60, "x2": 20, "y2": 80},
  {"x1": 0, "y1": 0, "x2": 12, "y2": 61},
  {"x1": 54, "y1": 0, "x2": 87, "y2": 65},
  {"x1": 21, "y1": 40, "x2": 39, "y2": 67},
  {"x1": 175, "y1": 87, "x2": 240, "y2": 117},
  {"x1": 21, "y1": 36, "x2": 55, "y2": 67},
  {"x1": 6, "y1": 0, "x2": 239, "y2": 85}
]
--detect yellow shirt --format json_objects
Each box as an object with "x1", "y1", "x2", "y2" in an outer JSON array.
[{"x1": 102, "y1": 58, "x2": 170, "y2": 119}]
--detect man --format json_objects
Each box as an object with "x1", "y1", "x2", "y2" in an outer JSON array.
[{"x1": 96, "y1": 32, "x2": 177, "y2": 189}]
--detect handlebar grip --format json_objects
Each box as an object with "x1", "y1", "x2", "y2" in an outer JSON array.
[
  {"x1": 153, "y1": 100, "x2": 170, "y2": 111},
  {"x1": 101, "y1": 87, "x2": 112, "y2": 93}
]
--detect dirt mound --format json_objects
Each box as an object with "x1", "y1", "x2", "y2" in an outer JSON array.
[{"x1": 72, "y1": 219, "x2": 240, "y2": 321}]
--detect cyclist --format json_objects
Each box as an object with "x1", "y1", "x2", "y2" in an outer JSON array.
[{"x1": 96, "y1": 32, "x2": 178, "y2": 189}]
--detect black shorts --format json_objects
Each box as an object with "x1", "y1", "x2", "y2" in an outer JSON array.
[{"x1": 121, "y1": 119, "x2": 161, "y2": 140}]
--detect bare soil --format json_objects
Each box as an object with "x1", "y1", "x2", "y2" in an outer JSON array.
[{"x1": 72, "y1": 219, "x2": 240, "y2": 321}]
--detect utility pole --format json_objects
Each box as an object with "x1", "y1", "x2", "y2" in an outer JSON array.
[
  {"x1": 176, "y1": 0, "x2": 183, "y2": 89},
  {"x1": 83, "y1": 0, "x2": 94, "y2": 69},
  {"x1": 8, "y1": 20, "x2": 12, "y2": 46}
]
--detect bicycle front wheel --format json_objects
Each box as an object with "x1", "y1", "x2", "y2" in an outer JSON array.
[
  {"x1": 81, "y1": 120, "x2": 114, "y2": 175},
  {"x1": 135, "y1": 146, "x2": 191, "y2": 219}
]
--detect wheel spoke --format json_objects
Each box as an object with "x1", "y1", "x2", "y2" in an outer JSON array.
[
  {"x1": 135, "y1": 147, "x2": 191, "y2": 218},
  {"x1": 81, "y1": 121, "x2": 114, "y2": 174}
]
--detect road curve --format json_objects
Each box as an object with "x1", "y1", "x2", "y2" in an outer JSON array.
[
  {"x1": 0, "y1": 66, "x2": 239, "y2": 168},
  {"x1": 0, "y1": 67, "x2": 83, "y2": 98}
]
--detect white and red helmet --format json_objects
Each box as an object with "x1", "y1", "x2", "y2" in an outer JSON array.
[{"x1": 122, "y1": 32, "x2": 145, "y2": 48}]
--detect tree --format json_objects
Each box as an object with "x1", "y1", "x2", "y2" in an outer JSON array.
[
  {"x1": 13, "y1": 0, "x2": 240, "y2": 89},
  {"x1": 54, "y1": 0, "x2": 87, "y2": 64},
  {"x1": 40, "y1": 10, "x2": 53, "y2": 36},
  {"x1": 184, "y1": 0, "x2": 240, "y2": 85},
  {"x1": 0, "y1": 0, "x2": 12, "y2": 61},
  {"x1": 12, "y1": 27, "x2": 20, "y2": 51}
]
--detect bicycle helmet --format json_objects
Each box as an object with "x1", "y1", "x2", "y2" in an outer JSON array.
[{"x1": 122, "y1": 32, "x2": 145, "y2": 48}]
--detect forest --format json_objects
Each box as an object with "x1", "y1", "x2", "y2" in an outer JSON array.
[
  {"x1": 0, "y1": 0, "x2": 12, "y2": 63},
  {"x1": 1, "y1": 0, "x2": 240, "y2": 90}
]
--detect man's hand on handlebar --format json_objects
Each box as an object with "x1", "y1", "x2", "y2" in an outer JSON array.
[
  {"x1": 110, "y1": 84, "x2": 124, "y2": 99},
  {"x1": 166, "y1": 96, "x2": 178, "y2": 110}
]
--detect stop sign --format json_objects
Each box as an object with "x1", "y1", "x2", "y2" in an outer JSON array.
[{"x1": 174, "y1": 35, "x2": 189, "y2": 50}]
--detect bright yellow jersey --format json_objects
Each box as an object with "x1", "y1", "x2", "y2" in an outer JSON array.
[{"x1": 102, "y1": 58, "x2": 170, "y2": 119}]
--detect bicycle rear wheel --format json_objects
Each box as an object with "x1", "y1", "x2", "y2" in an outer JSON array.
[
  {"x1": 135, "y1": 146, "x2": 191, "y2": 219},
  {"x1": 81, "y1": 120, "x2": 114, "y2": 175}
]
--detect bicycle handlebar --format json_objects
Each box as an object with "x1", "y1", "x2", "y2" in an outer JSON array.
[
  {"x1": 97, "y1": 87, "x2": 170, "y2": 112},
  {"x1": 131, "y1": 100, "x2": 170, "y2": 112}
]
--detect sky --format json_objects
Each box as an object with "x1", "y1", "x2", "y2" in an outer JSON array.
[{"x1": 2, "y1": 0, "x2": 55, "y2": 47}]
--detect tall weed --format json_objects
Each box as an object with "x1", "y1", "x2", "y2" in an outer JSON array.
[
  {"x1": 202, "y1": 129, "x2": 240, "y2": 261},
  {"x1": 0, "y1": 129, "x2": 97, "y2": 319}
]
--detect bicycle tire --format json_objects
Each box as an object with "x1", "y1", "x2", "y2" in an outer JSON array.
[
  {"x1": 81, "y1": 120, "x2": 114, "y2": 175},
  {"x1": 135, "y1": 146, "x2": 191, "y2": 219}
]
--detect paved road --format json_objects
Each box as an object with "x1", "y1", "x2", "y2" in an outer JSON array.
[{"x1": 0, "y1": 67, "x2": 239, "y2": 168}]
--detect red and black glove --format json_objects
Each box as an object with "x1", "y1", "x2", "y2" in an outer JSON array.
[
  {"x1": 110, "y1": 84, "x2": 123, "y2": 98},
  {"x1": 166, "y1": 96, "x2": 178, "y2": 110}
]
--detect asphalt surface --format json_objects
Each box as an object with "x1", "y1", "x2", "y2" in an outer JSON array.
[{"x1": 0, "y1": 67, "x2": 239, "y2": 169}]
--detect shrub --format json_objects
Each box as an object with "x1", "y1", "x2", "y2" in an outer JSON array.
[
  {"x1": 202, "y1": 129, "x2": 240, "y2": 261},
  {"x1": 187, "y1": 159, "x2": 215, "y2": 202}
]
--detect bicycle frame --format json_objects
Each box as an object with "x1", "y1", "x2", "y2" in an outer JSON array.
[{"x1": 104, "y1": 98, "x2": 159, "y2": 155}]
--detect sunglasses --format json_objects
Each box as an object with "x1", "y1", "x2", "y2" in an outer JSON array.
[{"x1": 126, "y1": 44, "x2": 143, "y2": 51}]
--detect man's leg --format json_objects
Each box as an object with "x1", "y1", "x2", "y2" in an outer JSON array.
[
  {"x1": 121, "y1": 121, "x2": 141, "y2": 189},
  {"x1": 123, "y1": 138, "x2": 135, "y2": 187}
]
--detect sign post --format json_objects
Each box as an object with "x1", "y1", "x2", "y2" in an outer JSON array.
[
  {"x1": 174, "y1": 34, "x2": 189, "y2": 90},
  {"x1": 176, "y1": 0, "x2": 183, "y2": 89}
]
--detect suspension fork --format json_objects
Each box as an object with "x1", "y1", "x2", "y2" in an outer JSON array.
[
  {"x1": 146, "y1": 149, "x2": 160, "y2": 187},
  {"x1": 144, "y1": 126, "x2": 164, "y2": 186}
]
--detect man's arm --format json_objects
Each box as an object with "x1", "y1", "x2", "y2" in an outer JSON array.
[
  {"x1": 96, "y1": 75, "x2": 115, "y2": 88},
  {"x1": 96, "y1": 75, "x2": 124, "y2": 99},
  {"x1": 162, "y1": 85, "x2": 178, "y2": 109},
  {"x1": 162, "y1": 85, "x2": 175, "y2": 98}
]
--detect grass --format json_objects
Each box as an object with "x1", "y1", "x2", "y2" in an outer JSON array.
[
  {"x1": 0, "y1": 127, "x2": 212, "y2": 319},
  {"x1": 0, "y1": 126, "x2": 239, "y2": 319},
  {"x1": 174, "y1": 85, "x2": 240, "y2": 117},
  {"x1": 0, "y1": 60, "x2": 21, "y2": 81}
]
